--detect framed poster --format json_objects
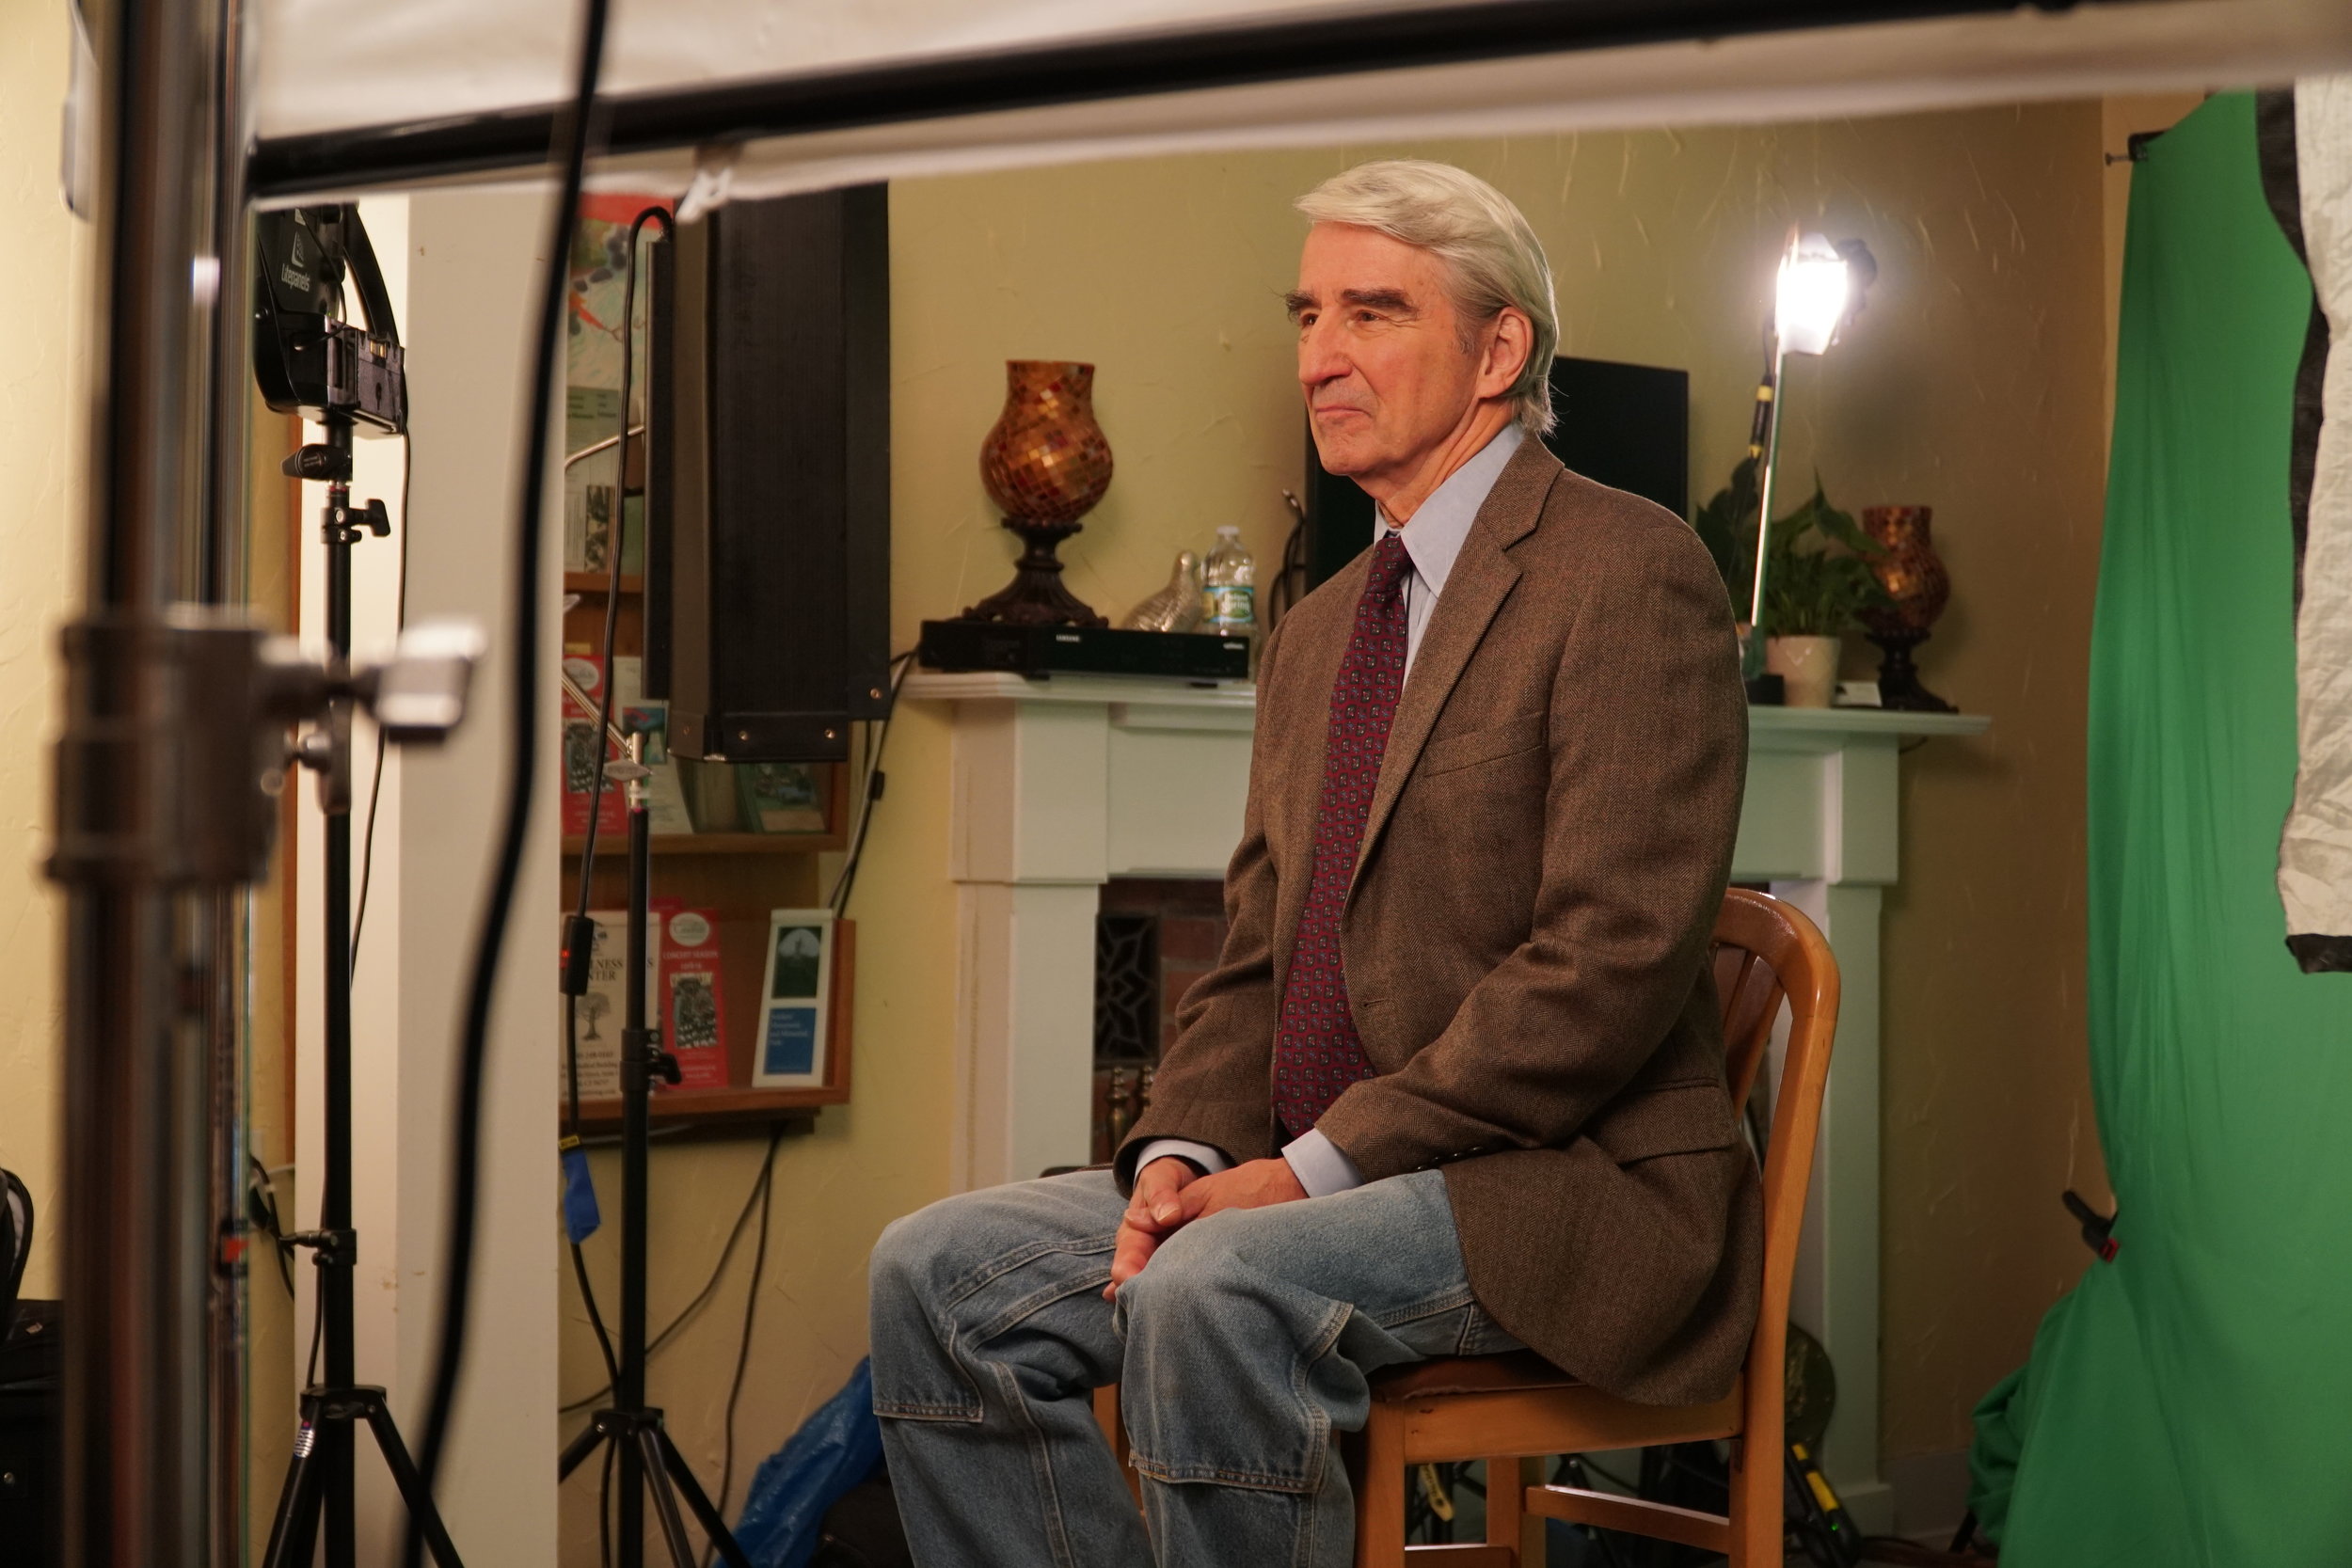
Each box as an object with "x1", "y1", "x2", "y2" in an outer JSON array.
[{"x1": 754, "y1": 910, "x2": 834, "y2": 1087}]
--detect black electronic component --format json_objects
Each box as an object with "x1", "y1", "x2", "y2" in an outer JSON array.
[
  {"x1": 645, "y1": 187, "x2": 891, "y2": 762},
  {"x1": 918, "y1": 620, "x2": 1251, "y2": 681}
]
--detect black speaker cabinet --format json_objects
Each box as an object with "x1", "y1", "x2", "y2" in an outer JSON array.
[
  {"x1": 1298, "y1": 355, "x2": 1689, "y2": 594},
  {"x1": 647, "y1": 185, "x2": 891, "y2": 762}
]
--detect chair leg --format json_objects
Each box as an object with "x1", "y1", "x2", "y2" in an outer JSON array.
[
  {"x1": 1726, "y1": 1435, "x2": 1780, "y2": 1568},
  {"x1": 1353, "y1": 1408, "x2": 1407, "y2": 1567},
  {"x1": 1484, "y1": 1456, "x2": 1525, "y2": 1567}
]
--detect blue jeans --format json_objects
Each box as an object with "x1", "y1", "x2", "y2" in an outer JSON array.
[{"x1": 867, "y1": 1169, "x2": 1520, "y2": 1568}]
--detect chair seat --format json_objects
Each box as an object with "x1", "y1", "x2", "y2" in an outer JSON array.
[{"x1": 1372, "y1": 1350, "x2": 1581, "y2": 1401}]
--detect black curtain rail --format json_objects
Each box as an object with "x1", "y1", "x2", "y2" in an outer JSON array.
[{"x1": 248, "y1": 0, "x2": 2088, "y2": 198}]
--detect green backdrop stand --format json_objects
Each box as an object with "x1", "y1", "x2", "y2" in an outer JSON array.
[{"x1": 1970, "y1": 92, "x2": 2352, "y2": 1568}]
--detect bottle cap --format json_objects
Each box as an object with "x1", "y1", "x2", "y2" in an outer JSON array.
[{"x1": 1216, "y1": 525, "x2": 1241, "y2": 538}]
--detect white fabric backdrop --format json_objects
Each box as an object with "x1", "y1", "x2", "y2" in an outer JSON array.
[
  {"x1": 2280, "y1": 73, "x2": 2352, "y2": 963},
  {"x1": 245, "y1": 0, "x2": 2352, "y2": 203},
  {"x1": 251, "y1": 0, "x2": 1362, "y2": 139}
]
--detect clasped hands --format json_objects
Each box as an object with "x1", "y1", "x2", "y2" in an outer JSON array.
[{"x1": 1103, "y1": 1156, "x2": 1306, "y2": 1302}]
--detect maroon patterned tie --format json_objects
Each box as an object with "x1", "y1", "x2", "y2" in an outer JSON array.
[{"x1": 1272, "y1": 531, "x2": 1411, "y2": 1141}]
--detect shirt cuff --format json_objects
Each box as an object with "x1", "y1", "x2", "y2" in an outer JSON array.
[
  {"x1": 1280, "y1": 1129, "x2": 1365, "y2": 1198},
  {"x1": 1136, "y1": 1138, "x2": 1231, "y2": 1178}
]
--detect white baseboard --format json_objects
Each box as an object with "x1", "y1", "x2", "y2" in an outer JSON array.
[{"x1": 1835, "y1": 1477, "x2": 1897, "y2": 1538}]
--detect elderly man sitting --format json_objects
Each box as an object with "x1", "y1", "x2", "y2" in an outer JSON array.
[{"x1": 869, "y1": 160, "x2": 1753, "y2": 1568}]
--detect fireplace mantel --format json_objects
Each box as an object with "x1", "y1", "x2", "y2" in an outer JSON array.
[{"x1": 906, "y1": 668, "x2": 1985, "y2": 1529}]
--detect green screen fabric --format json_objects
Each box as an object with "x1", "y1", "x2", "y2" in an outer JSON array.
[{"x1": 1983, "y1": 93, "x2": 2352, "y2": 1567}]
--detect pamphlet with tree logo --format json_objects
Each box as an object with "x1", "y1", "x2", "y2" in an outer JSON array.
[
  {"x1": 754, "y1": 910, "x2": 834, "y2": 1087},
  {"x1": 559, "y1": 910, "x2": 653, "y2": 1101}
]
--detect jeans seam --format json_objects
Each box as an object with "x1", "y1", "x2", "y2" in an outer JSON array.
[
  {"x1": 992, "y1": 1358, "x2": 1084, "y2": 1568},
  {"x1": 966, "y1": 1263, "x2": 1117, "y2": 1346},
  {"x1": 1295, "y1": 1297, "x2": 1353, "y2": 1568},
  {"x1": 939, "y1": 1231, "x2": 1120, "y2": 1311},
  {"x1": 1129, "y1": 1456, "x2": 1319, "y2": 1495},
  {"x1": 872, "y1": 1399, "x2": 982, "y2": 1421},
  {"x1": 1365, "y1": 1283, "x2": 1475, "y2": 1332}
]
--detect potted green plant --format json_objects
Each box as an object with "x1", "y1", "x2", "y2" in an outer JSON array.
[{"x1": 1694, "y1": 464, "x2": 1887, "y2": 706}]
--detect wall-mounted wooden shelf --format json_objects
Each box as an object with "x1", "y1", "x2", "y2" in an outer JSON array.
[
  {"x1": 563, "y1": 920, "x2": 854, "y2": 1135},
  {"x1": 564, "y1": 571, "x2": 643, "y2": 595},
  {"x1": 559, "y1": 560, "x2": 853, "y2": 1131},
  {"x1": 562, "y1": 832, "x2": 846, "y2": 857}
]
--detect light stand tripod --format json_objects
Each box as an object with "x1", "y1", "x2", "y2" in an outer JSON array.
[
  {"x1": 249, "y1": 205, "x2": 465, "y2": 1568},
  {"x1": 558, "y1": 738, "x2": 755, "y2": 1568}
]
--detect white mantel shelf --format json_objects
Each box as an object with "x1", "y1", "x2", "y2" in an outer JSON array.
[
  {"x1": 1747, "y1": 705, "x2": 1989, "y2": 740},
  {"x1": 908, "y1": 670, "x2": 1986, "y2": 1533}
]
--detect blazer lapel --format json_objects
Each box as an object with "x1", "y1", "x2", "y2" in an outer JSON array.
[{"x1": 1349, "y1": 439, "x2": 1559, "y2": 893}]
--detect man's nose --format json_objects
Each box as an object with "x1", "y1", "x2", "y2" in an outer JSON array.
[{"x1": 1296, "y1": 316, "x2": 1352, "y2": 388}]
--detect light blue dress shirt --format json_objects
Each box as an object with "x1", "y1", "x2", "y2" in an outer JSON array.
[{"x1": 1140, "y1": 425, "x2": 1527, "y2": 1197}]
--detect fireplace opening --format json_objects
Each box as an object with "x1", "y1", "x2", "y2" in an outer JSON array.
[{"x1": 1091, "y1": 878, "x2": 1227, "y2": 1162}]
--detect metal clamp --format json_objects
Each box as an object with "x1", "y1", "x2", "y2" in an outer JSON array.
[{"x1": 49, "y1": 610, "x2": 485, "y2": 889}]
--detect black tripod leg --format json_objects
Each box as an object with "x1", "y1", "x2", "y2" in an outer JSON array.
[
  {"x1": 361, "y1": 1396, "x2": 469, "y2": 1568},
  {"x1": 636, "y1": 1425, "x2": 702, "y2": 1568},
  {"x1": 653, "y1": 1426, "x2": 755, "y2": 1568},
  {"x1": 560, "y1": 1417, "x2": 609, "y2": 1481},
  {"x1": 262, "y1": 1407, "x2": 326, "y2": 1568}
]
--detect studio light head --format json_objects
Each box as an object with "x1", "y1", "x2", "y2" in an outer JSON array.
[{"x1": 252, "y1": 205, "x2": 407, "y2": 433}]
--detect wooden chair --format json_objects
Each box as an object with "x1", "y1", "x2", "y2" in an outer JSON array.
[
  {"x1": 1094, "y1": 886, "x2": 1839, "y2": 1567},
  {"x1": 1352, "y1": 885, "x2": 1839, "y2": 1567}
]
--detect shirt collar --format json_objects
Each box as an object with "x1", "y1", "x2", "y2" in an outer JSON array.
[{"x1": 1375, "y1": 423, "x2": 1526, "y2": 599}]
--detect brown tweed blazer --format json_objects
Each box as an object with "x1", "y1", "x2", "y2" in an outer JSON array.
[{"x1": 1116, "y1": 436, "x2": 1758, "y2": 1405}]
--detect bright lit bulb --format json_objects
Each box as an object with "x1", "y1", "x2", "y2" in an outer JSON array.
[{"x1": 1774, "y1": 231, "x2": 1851, "y2": 356}]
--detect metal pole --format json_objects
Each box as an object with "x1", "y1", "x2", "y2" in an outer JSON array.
[
  {"x1": 1745, "y1": 338, "x2": 1789, "y2": 679},
  {"x1": 57, "y1": 1, "x2": 225, "y2": 1566},
  {"x1": 619, "y1": 760, "x2": 652, "y2": 1568},
  {"x1": 201, "y1": 10, "x2": 256, "y2": 1562},
  {"x1": 319, "y1": 415, "x2": 361, "y2": 1568}
]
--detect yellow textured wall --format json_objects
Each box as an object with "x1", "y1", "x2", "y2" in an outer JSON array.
[
  {"x1": 0, "y1": 0, "x2": 85, "y2": 1300},
  {"x1": 578, "y1": 103, "x2": 2119, "y2": 1559}
]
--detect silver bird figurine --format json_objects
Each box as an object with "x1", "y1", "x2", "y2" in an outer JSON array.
[{"x1": 1120, "y1": 549, "x2": 1204, "y2": 633}]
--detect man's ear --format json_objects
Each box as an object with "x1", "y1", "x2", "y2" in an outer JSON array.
[{"x1": 1480, "y1": 308, "x2": 1534, "y2": 400}]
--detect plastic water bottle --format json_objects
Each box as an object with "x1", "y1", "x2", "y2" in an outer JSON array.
[{"x1": 1201, "y1": 526, "x2": 1258, "y2": 670}]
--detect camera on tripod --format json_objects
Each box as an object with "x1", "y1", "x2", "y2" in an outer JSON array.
[{"x1": 252, "y1": 205, "x2": 406, "y2": 433}]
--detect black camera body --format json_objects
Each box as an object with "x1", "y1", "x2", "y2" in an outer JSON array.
[{"x1": 252, "y1": 206, "x2": 406, "y2": 433}]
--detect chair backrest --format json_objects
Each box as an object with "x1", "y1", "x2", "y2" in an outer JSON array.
[{"x1": 1708, "y1": 888, "x2": 1839, "y2": 1433}]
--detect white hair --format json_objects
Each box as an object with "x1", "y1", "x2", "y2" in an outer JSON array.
[{"x1": 1295, "y1": 160, "x2": 1558, "y2": 436}]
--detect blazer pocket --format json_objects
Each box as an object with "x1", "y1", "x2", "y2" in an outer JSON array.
[
  {"x1": 1416, "y1": 711, "x2": 1546, "y2": 779},
  {"x1": 1588, "y1": 1082, "x2": 1740, "y2": 1165}
]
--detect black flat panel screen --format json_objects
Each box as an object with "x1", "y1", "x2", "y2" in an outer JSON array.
[
  {"x1": 655, "y1": 186, "x2": 891, "y2": 763},
  {"x1": 1543, "y1": 355, "x2": 1689, "y2": 519},
  {"x1": 1298, "y1": 356, "x2": 1689, "y2": 594},
  {"x1": 1300, "y1": 416, "x2": 1376, "y2": 593}
]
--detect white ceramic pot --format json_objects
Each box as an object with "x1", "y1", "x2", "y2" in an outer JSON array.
[{"x1": 1767, "y1": 635, "x2": 1842, "y2": 708}]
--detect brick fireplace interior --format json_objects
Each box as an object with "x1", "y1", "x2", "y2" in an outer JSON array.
[{"x1": 1091, "y1": 878, "x2": 1228, "y2": 1161}]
